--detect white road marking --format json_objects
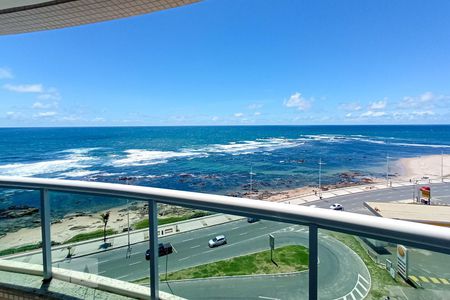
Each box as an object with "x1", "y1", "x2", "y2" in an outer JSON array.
[
  {"x1": 231, "y1": 227, "x2": 239, "y2": 230},
  {"x1": 178, "y1": 256, "x2": 191, "y2": 262},
  {"x1": 258, "y1": 296, "x2": 280, "y2": 300},
  {"x1": 359, "y1": 275, "x2": 370, "y2": 285},
  {"x1": 354, "y1": 287, "x2": 363, "y2": 298},
  {"x1": 98, "y1": 270, "x2": 106, "y2": 275},
  {"x1": 239, "y1": 232, "x2": 249, "y2": 236},
  {"x1": 190, "y1": 245, "x2": 201, "y2": 249},
  {"x1": 260, "y1": 226, "x2": 267, "y2": 229},
  {"x1": 129, "y1": 261, "x2": 140, "y2": 266},
  {"x1": 181, "y1": 238, "x2": 194, "y2": 242},
  {"x1": 116, "y1": 274, "x2": 130, "y2": 280}
]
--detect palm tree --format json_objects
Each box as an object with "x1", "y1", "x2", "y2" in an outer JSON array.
[{"x1": 100, "y1": 211, "x2": 110, "y2": 243}]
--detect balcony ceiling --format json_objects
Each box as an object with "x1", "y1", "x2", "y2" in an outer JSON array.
[{"x1": 0, "y1": 0, "x2": 200, "y2": 35}]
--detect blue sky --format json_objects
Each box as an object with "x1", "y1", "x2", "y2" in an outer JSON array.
[{"x1": 1, "y1": 0, "x2": 450, "y2": 127}]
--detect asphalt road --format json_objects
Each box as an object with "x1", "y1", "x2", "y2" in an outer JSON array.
[
  {"x1": 307, "y1": 182, "x2": 450, "y2": 214},
  {"x1": 38, "y1": 182, "x2": 450, "y2": 298},
  {"x1": 55, "y1": 219, "x2": 370, "y2": 299}
]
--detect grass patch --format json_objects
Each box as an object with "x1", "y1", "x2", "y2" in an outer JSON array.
[
  {"x1": 64, "y1": 229, "x2": 118, "y2": 244},
  {"x1": 326, "y1": 231, "x2": 408, "y2": 299},
  {"x1": 133, "y1": 211, "x2": 211, "y2": 230},
  {"x1": 0, "y1": 243, "x2": 42, "y2": 257},
  {"x1": 0, "y1": 240, "x2": 60, "y2": 257},
  {"x1": 134, "y1": 245, "x2": 308, "y2": 285}
]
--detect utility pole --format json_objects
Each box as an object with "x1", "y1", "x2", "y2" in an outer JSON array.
[
  {"x1": 318, "y1": 158, "x2": 325, "y2": 198},
  {"x1": 441, "y1": 151, "x2": 444, "y2": 182},
  {"x1": 126, "y1": 179, "x2": 131, "y2": 252},
  {"x1": 386, "y1": 154, "x2": 391, "y2": 187},
  {"x1": 249, "y1": 166, "x2": 255, "y2": 198}
]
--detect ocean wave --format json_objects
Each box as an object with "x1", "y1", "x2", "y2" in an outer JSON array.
[
  {"x1": 61, "y1": 170, "x2": 101, "y2": 177},
  {"x1": 301, "y1": 134, "x2": 450, "y2": 148},
  {"x1": 0, "y1": 147, "x2": 98, "y2": 177},
  {"x1": 196, "y1": 138, "x2": 302, "y2": 155},
  {"x1": 111, "y1": 149, "x2": 207, "y2": 167},
  {"x1": 390, "y1": 142, "x2": 450, "y2": 148}
]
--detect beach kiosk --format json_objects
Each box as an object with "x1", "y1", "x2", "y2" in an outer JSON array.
[{"x1": 420, "y1": 186, "x2": 431, "y2": 205}]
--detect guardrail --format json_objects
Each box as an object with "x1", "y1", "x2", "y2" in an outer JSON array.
[{"x1": 1, "y1": 176, "x2": 450, "y2": 299}]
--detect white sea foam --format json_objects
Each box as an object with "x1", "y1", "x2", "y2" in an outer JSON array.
[
  {"x1": 301, "y1": 134, "x2": 450, "y2": 148},
  {"x1": 61, "y1": 170, "x2": 101, "y2": 177},
  {"x1": 111, "y1": 149, "x2": 207, "y2": 167},
  {"x1": 197, "y1": 138, "x2": 301, "y2": 155},
  {"x1": 0, "y1": 148, "x2": 98, "y2": 177}
]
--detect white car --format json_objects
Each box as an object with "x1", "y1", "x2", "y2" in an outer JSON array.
[
  {"x1": 208, "y1": 235, "x2": 227, "y2": 248},
  {"x1": 329, "y1": 203, "x2": 344, "y2": 211}
]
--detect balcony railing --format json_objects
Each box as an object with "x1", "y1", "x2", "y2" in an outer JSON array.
[{"x1": 1, "y1": 176, "x2": 450, "y2": 299}]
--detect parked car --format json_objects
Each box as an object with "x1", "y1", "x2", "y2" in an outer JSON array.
[
  {"x1": 145, "y1": 242, "x2": 173, "y2": 260},
  {"x1": 247, "y1": 217, "x2": 260, "y2": 223},
  {"x1": 208, "y1": 235, "x2": 227, "y2": 248},
  {"x1": 329, "y1": 203, "x2": 344, "y2": 211}
]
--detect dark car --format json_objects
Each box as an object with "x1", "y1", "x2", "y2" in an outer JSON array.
[
  {"x1": 247, "y1": 217, "x2": 260, "y2": 223},
  {"x1": 145, "y1": 242, "x2": 173, "y2": 260}
]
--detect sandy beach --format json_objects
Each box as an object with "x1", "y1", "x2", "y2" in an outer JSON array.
[
  {"x1": 396, "y1": 154, "x2": 450, "y2": 181},
  {"x1": 1, "y1": 154, "x2": 447, "y2": 251}
]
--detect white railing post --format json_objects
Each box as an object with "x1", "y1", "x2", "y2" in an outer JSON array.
[
  {"x1": 40, "y1": 188, "x2": 52, "y2": 281},
  {"x1": 309, "y1": 224, "x2": 318, "y2": 300},
  {"x1": 148, "y1": 200, "x2": 159, "y2": 299}
]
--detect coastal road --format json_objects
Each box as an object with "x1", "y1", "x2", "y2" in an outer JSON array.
[
  {"x1": 305, "y1": 182, "x2": 450, "y2": 214},
  {"x1": 55, "y1": 219, "x2": 370, "y2": 300}
]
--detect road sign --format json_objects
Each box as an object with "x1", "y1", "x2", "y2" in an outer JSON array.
[
  {"x1": 269, "y1": 234, "x2": 275, "y2": 250},
  {"x1": 397, "y1": 245, "x2": 409, "y2": 280}
]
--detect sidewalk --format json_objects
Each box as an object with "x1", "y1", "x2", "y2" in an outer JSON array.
[
  {"x1": 7, "y1": 214, "x2": 245, "y2": 264},
  {"x1": 279, "y1": 178, "x2": 449, "y2": 206},
  {"x1": 6, "y1": 178, "x2": 449, "y2": 263}
]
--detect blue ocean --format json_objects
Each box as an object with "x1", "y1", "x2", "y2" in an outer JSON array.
[{"x1": 1, "y1": 125, "x2": 450, "y2": 233}]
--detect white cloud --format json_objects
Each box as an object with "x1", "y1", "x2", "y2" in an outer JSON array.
[
  {"x1": 360, "y1": 110, "x2": 386, "y2": 117},
  {"x1": 92, "y1": 117, "x2": 106, "y2": 122},
  {"x1": 339, "y1": 102, "x2": 362, "y2": 111},
  {"x1": 397, "y1": 92, "x2": 449, "y2": 109},
  {"x1": 5, "y1": 111, "x2": 23, "y2": 120},
  {"x1": 36, "y1": 111, "x2": 57, "y2": 117},
  {"x1": 211, "y1": 116, "x2": 219, "y2": 121},
  {"x1": 3, "y1": 83, "x2": 43, "y2": 93},
  {"x1": 37, "y1": 87, "x2": 60, "y2": 101},
  {"x1": 234, "y1": 112, "x2": 244, "y2": 118},
  {"x1": 420, "y1": 92, "x2": 434, "y2": 102},
  {"x1": 0, "y1": 68, "x2": 13, "y2": 79},
  {"x1": 345, "y1": 113, "x2": 353, "y2": 118},
  {"x1": 284, "y1": 92, "x2": 312, "y2": 111},
  {"x1": 412, "y1": 110, "x2": 435, "y2": 116},
  {"x1": 254, "y1": 111, "x2": 261, "y2": 116},
  {"x1": 248, "y1": 103, "x2": 263, "y2": 110},
  {"x1": 369, "y1": 100, "x2": 387, "y2": 110},
  {"x1": 32, "y1": 101, "x2": 58, "y2": 109}
]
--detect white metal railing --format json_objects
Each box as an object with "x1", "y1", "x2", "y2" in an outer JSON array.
[{"x1": 1, "y1": 176, "x2": 450, "y2": 299}]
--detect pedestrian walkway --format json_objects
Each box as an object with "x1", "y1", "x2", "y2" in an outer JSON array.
[
  {"x1": 7, "y1": 214, "x2": 245, "y2": 264},
  {"x1": 7, "y1": 179, "x2": 449, "y2": 264},
  {"x1": 279, "y1": 179, "x2": 449, "y2": 206}
]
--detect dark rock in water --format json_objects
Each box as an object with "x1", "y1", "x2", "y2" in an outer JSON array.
[
  {"x1": 118, "y1": 176, "x2": 134, "y2": 181},
  {"x1": 179, "y1": 173, "x2": 194, "y2": 178},
  {"x1": 0, "y1": 205, "x2": 39, "y2": 219},
  {"x1": 65, "y1": 212, "x2": 89, "y2": 218}
]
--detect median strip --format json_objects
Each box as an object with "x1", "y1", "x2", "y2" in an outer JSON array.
[{"x1": 134, "y1": 245, "x2": 308, "y2": 284}]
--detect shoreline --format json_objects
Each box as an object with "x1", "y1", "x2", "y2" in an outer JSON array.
[{"x1": 0, "y1": 154, "x2": 448, "y2": 251}]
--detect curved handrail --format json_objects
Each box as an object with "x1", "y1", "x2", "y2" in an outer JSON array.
[{"x1": 1, "y1": 176, "x2": 450, "y2": 255}]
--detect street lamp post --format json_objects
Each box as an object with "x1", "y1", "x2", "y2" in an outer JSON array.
[
  {"x1": 318, "y1": 158, "x2": 325, "y2": 198},
  {"x1": 441, "y1": 151, "x2": 444, "y2": 183},
  {"x1": 126, "y1": 179, "x2": 131, "y2": 252},
  {"x1": 249, "y1": 166, "x2": 256, "y2": 198},
  {"x1": 386, "y1": 154, "x2": 391, "y2": 187}
]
